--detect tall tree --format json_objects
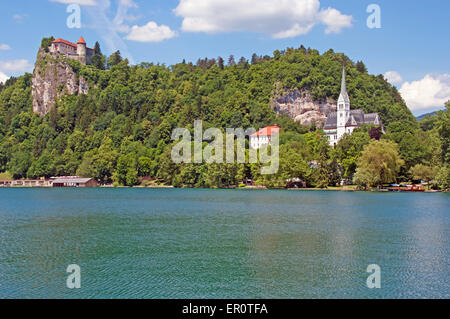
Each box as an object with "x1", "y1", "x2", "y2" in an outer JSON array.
[
  {"x1": 356, "y1": 61, "x2": 368, "y2": 73},
  {"x1": 107, "y1": 50, "x2": 123, "y2": 68},
  {"x1": 409, "y1": 164, "x2": 437, "y2": 188},
  {"x1": 354, "y1": 140, "x2": 404, "y2": 187},
  {"x1": 238, "y1": 56, "x2": 248, "y2": 66},
  {"x1": 217, "y1": 56, "x2": 224, "y2": 70},
  {"x1": 251, "y1": 53, "x2": 259, "y2": 65},
  {"x1": 227, "y1": 55, "x2": 236, "y2": 66},
  {"x1": 91, "y1": 41, "x2": 105, "y2": 70}
]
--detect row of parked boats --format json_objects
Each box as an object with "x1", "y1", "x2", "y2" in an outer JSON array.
[{"x1": 387, "y1": 184, "x2": 426, "y2": 192}]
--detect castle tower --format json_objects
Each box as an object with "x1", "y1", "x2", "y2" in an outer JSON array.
[
  {"x1": 337, "y1": 67, "x2": 350, "y2": 139},
  {"x1": 77, "y1": 36, "x2": 87, "y2": 64}
]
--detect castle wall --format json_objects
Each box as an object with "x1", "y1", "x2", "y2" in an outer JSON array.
[
  {"x1": 49, "y1": 39, "x2": 94, "y2": 65},
  {"x1": 51, "y1": 43, "x2": 76, "y2": 55}
]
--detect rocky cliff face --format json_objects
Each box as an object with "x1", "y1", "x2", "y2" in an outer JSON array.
[
  {"x1": 32, "y1": 48, "x2": 89, "y2": 116},
  {"x1": 272, "y1": 90, "x2": 336, "y2": 127}
]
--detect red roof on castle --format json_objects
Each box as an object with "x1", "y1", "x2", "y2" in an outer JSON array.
[
  {"x1": 52, "y1": 38, "x2": 77, "y2": 48},
  {"x1": 77, "y1": 36, "x2": 86, "y2": 44},
  {"x1": 251, "y1": 125, "x2": 280, "y2": 137}
]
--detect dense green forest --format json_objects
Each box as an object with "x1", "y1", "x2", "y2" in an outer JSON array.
[{"x1": 0, "y1": 40, "x2": 448, "y2": 189}]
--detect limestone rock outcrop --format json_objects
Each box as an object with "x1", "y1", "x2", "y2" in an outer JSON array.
[
  {"x1": 272, "y1": 90, "x2": 336, "y2": 127},
  {"x1": 32, "y1": 48, "x2": 89, "y2": 116}
]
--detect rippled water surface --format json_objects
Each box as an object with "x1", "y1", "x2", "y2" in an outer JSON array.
[{"x1": 0, "y1": 188, "x2": 448, "y2": 299}]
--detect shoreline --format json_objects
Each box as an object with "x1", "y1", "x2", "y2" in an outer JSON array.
[{"x1": 0, "y1": 184, "x2": 447, "y2": 193}]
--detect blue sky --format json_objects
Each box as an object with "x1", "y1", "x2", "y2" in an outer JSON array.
[{"x1": 0, "y1": 0, "x2": 449, "y2": 115}]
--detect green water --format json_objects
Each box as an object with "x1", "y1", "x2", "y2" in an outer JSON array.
[{"x1": 0, "y1": 188, "x2": 448, "y2": 299}]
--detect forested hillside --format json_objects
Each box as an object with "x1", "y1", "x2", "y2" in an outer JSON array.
[{"x1": 0, "y1": 41, "x2": 448, "y2": 189}]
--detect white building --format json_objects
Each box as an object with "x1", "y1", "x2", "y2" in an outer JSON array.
[
  {"x1": 250, "y1": 125, "x2": 280, "y2": 149},
  {"x1": 324, "y1": 68, "x2": 383, "y2": 146}
]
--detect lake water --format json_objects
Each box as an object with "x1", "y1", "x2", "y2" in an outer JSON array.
[{"x1": 0, "y1": 188, "x2": 448, "y2": 299}]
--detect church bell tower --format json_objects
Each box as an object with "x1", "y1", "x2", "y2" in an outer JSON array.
[{"x1": 337, "y1": 67, "x2": 350, "y2": 138}]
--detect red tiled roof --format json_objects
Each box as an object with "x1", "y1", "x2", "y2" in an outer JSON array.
[
  {"x1": 251, "y1": 125, "x2": 280, "y2": 137},
  {"x1": 52, "y1": 38, "x2": 77, "y2": 48},
  {"x1": 77, "y1": 36, "x2": 86, "y2": 44}
]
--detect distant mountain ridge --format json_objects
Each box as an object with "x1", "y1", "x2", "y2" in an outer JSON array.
[{"x1": 416, "y1": 111, "x2": 439, "y2": 121}]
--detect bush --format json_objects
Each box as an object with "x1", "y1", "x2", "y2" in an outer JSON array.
[
  {"x1": 40, "y1": 37, "x2": 55, "y2": 52},
  {"x1": 0, "y1": 171, "x2": 13, "y2": 180},
  {"x1": 436, "y1": 166, "x2": 450, "y2": 190}
]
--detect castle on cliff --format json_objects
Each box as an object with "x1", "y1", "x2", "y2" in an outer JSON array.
[{"x1": 49, "y1": 37, "x2": 94, "y2": 65}]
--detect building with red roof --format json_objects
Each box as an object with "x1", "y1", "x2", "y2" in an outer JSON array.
[
  {"x1": 250, "y1": 125, "x2": 280, "y2": 149},
  {"x1": 49, "y1": 36, "x2": 94, "y2": 65}
]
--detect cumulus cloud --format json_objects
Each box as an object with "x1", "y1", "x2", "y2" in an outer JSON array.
[
  {"x1": 0, "y1": 72, "x2": 9, "y2": 84},
  {"x1": 0, "y1": 60, "x2": 32, "y2": 73},
  {"x1": 50, "y1": 0, "x2": 97, "y2": 5},
  {"x1": 0, "y1": 44, "x2": 11, "y2": 51},
  {"x1": 174, "y1": 0, "x2": 352, "y2": 38},
  {"x1": 384, "y1": 71, "x2": 403, "y2": 85},
  {"x1": 0, "y1": 60, "x2": 31, "y2": 83},
  {"x1": 319, "y1": 7, "x2": 353, "y2": 34},
  {"x1": 399, "y1": 73, "x2": 450, "y2": 111},
  {"x1": 126, "y1": 22, "x2": 177, "y2": 42}
]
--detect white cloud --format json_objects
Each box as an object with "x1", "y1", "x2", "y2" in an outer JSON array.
[
  {"x1": 13, "y1": 14, "x2": 27, "y2": 23},
  {"x1": 0, "y1": 44, "x2": 11, "y2": 51},
  {"x1": 0, "y1": 60, "x2": 33, "y2": 73},
  {"x1": 384, "y1": 71, "x2": 403, "y2": 85},
  {"x1": 319, "y1": 7, "x2": 353, "y2": 34},
  {"x1": 49, "y1": 0, "x2": 97, "y2": 5},
  {"x1": 126, "y1": 22, "x2": 177, "y2": 42},
  {"x1": 174, "y1": 0, "x2": 352, "y2": 38},
  {"x1": 399, "y1": 73, "x2": 450, "y2": 111},
  {"x1": 0, "y1": 72, "x2": 9, "y2": 84}
]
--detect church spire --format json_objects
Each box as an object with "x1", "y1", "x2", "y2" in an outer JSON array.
[
  {"x1": 341, "y1": 66, "x2": 347, "y2": 95},
  {"x1": 339, "y1": 66, "x2": 350, "y2": 104}
]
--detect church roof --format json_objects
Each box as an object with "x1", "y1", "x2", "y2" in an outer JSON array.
[
  {"x1": 324, "y1": 110, "x2": 381, "y2": 130},
  {"x1": 345, "y1": 109, "x2": 364, "y2": 126},
  {"x1": 324, "y1": 112, "x2": 338, "y2": 130},
  {"x1": 364, "y1": 113, "x2": 380, "y2": 123}
]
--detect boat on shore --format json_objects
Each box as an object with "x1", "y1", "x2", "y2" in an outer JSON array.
[{"x1": 387, "y1": 184, "x2": 426, "y2": 192}]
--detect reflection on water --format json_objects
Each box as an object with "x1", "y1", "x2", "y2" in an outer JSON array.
[{"x1": 0, "y1": 188, "x2": 448, "y2": 298}]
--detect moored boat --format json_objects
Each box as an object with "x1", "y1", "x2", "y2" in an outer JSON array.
[{"x1": 388, "y1": 184, "x2": 426, "y2": 192}]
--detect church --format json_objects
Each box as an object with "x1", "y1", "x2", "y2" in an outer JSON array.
[{"x1": 324, "y1": 68, "x2": 383, "y2": 146}]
